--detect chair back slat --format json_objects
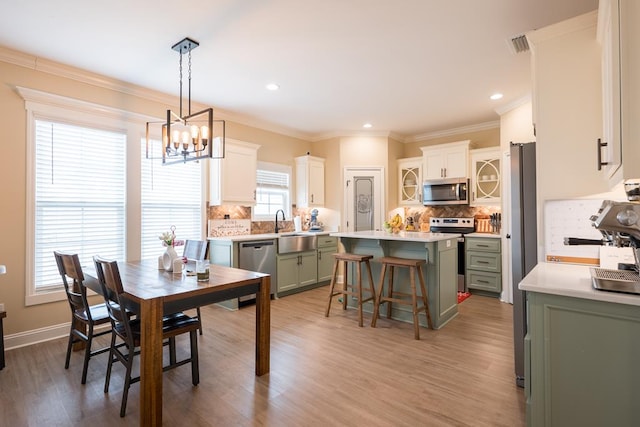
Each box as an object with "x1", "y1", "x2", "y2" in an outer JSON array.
[
  {"x1": 54, "y1": 251, "x2": 92, "y2": 318},
  {"x1": 93, "y1": 256, "x2": 132, "y2": 335},
  {"x1": 183, "y1": 240, "x2": 207, "y2": 261}
]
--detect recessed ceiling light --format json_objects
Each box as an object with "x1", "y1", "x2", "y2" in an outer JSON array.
[
  {"x1": 490, "y1": 93, "x2": 503, "y2": 100},
  {"x1": 363, "y1": 123, "x2": 373, "y2": 128},
  {"x1": 266, "y1": 83, "x2": 280, "y2": 91}
]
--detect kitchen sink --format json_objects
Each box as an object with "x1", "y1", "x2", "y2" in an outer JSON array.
[{"x1": 277, "y1": 234, "x2": 318, "y2": 254}]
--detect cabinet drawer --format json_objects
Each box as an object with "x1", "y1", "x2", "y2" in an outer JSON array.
[
  {"x1": 466, "y1": 251, "x2": 501, "y2": 272},
  {"x1": 317, "y1": 236, "x2": 338, "y2": 248},
  {"x1": 466, "y1": 270, "x2": 501, "y2": 292},
  {"x1": 465, "y1": 237, "x2": 501, "y2": 252}
]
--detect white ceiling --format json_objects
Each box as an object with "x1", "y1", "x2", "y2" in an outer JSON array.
[{"x1": 0, "y1": 0, "x2": 598, "y2": 140}]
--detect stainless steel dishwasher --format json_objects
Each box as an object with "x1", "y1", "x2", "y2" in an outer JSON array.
[{"x1": 238, "y1": 239, "x2": 277, "y2": 303}]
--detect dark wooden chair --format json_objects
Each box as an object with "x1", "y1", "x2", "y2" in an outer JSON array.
[
  {"x1": 54, "y1": 251, "x2": 112, "y2": 384},
  {"x1": 183, "y1": 239, "x2": 208, "y2": 335},
  {"x1": 93, "y1": 256, "x2": 201, "y2": 417}
]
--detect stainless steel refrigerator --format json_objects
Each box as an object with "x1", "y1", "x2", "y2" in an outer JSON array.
[{"x1": 510, "y1": 141, "x2": 537, "y2": 388}]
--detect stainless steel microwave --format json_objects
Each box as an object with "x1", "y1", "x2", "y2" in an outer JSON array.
[{"x1": 422, "y1": 177, "x2": 469, "y2": 206}]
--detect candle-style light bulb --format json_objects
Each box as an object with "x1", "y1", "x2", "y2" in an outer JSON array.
[
  {"x1": 201, "y1": 126, "x2": 209, "y2": 147},
  {"x1": 172, "y1": 130, "x2": 180, "y2": 149},
  {"x1": 181, "y1": 131, "x2": 190, "y2": 150},
  {"x1": 191, "y1": 125, "x2": 200, "y2": 150}
]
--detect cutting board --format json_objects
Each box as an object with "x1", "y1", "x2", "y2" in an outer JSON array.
[{"x1": 544, "y1": 198, "x2": 603, "y2": 265}]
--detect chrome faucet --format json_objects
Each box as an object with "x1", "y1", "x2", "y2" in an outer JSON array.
[{"x1": 274, "y1": 209, "x2": 286, "y2": 233}]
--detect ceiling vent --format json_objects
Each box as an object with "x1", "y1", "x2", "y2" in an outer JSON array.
[{"x1": 508, "y1": 34, "x2": 530, "y2": 54}]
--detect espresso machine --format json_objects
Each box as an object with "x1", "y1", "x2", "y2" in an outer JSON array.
[{"x1": 589, "y1": 200, "x2": 640, "y2": 294}]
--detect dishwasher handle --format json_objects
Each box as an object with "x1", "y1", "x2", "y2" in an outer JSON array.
[{"x1": 240, "y1": 241, "x2": 275, "y2": 249}]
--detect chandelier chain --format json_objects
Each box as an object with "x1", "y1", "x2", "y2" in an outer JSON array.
[{"x1": 188, "y1": 48, "x2": 192, "y2": 116}]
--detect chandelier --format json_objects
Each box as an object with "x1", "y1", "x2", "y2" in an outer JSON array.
[{"x1": 146, "y1": 37, "x2": 225, "y2": 165}]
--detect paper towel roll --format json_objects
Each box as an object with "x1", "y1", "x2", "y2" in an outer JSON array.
[{"x1": 294, "y1": 216, "x2": 302, "y2": 232}]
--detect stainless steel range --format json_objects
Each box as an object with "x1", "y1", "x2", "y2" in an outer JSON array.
[{"x1": 430, "y1": 217, "x2": 475, "y2": 292}]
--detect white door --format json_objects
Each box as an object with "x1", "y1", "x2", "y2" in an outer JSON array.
[{"x1": 343, "y1": 167, "x2": 384, "y2": 232}]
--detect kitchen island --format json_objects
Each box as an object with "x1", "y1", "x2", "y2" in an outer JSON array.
[
  {"x1": 330, "y1": 230, "x2": 460, "y2": 329},
  {"x1": 519, "y1": 262, "x2": 640, "y2": 427}
]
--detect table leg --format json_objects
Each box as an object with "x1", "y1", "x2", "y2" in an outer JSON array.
[
  {"x1": 139, "y1": 297, "x2": 164, "y2": 426},
  {"x1": 0, "y1": 311, "x2": 6, "y2": 370},
  {"x1": 255, "y1": 276, "x2": 271, "y2": 376}
]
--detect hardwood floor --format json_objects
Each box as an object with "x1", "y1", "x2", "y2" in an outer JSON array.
[{"x1": 0, "y1": 286, "x2": 525, "y2": 426}]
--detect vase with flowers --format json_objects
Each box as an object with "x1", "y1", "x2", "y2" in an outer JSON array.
[{"x1": 159, "y1": 226, "x2": 185, "y2": 272}]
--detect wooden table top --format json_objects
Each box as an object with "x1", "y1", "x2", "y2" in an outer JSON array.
[{"x1": 111, "y1": 259, "x2": 267, "y2": 300}]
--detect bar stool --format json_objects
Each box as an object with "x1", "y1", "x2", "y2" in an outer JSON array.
[
  {"x1": 325, "y1": 253, "x2": 376, "y2": 327},
  {"x1": 371, "y1": 256, "x2": 433, "y2": 339}
]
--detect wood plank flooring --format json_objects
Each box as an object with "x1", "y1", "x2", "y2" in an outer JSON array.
[{"x1": 0, "y1": 286, "x2": 525, "y2": 426}]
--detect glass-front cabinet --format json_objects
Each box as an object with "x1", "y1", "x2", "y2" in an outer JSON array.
[
  {"x1": 397, "y1": 157, "x2": 422, "y2": 205},
  {"x1": 470, "y1": 148, "x2": 500, "y2": 206}
]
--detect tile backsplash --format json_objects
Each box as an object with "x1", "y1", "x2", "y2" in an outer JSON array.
[
  {"x1": 404, "y1": 205, "x2": 501, "y2": 230},
  {"x1": 207, "y1": 205, "x2": 313, "y2": 236}
]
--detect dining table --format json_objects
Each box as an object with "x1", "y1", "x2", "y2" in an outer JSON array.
[{"x1": 84, "y1": 259, "x2": 271, "y2": 426}]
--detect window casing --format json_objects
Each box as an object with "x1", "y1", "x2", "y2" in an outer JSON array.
[
  {"x1": 22, "y1": 87, "x2": 146, "y2": 305},
  {"x1": 253, "y1": 162, "x2": 292, "y2": 220}
]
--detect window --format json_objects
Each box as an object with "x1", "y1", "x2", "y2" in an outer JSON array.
[
  {"x1": 33, "y1": 120, "x2": 126, "y2": 292},
  {"x1": 140, "y1": 139, "x2": 203, "y2": 259},
  {"x1": 253, "y1": 161, "x2": 291, "y2": 220}
]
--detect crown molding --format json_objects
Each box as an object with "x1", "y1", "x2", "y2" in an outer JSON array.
[
  {"x1": 526, "y1": 10, "x2": 597, "y2": 48},
  {"x1": 494, "y1": 94, "x2": 531, "y2": 116},
  {"x1": 308, "y1": 130, "x2": 407, "y2": 142},
  {"x1": 407, "y1": 120, "x2": 500, "y2": 143}
]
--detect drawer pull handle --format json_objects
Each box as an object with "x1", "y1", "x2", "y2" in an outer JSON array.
[
  {"x1": 477, "y1": 280, "x2": 490, "y2": 284},
  {"x1": 477, "y1": 261, "x2": 490, "y2": 264},
  {"x1": 477, "y1": 244, "x2": 489, "y2": 247}
]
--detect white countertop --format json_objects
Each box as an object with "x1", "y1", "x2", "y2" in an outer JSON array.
[
  {"x1": 519, "y1": 262, "x2": 640, "y2": 307},
  {"x1": 465, "y1": 232, "x2": 501, "y2": 239},
  {"x1": 330, "y1": 230, "x2": 460, "y2": 243},
  {"x1": 209, "y1": 230, "x2": 332, "y2": 243}
]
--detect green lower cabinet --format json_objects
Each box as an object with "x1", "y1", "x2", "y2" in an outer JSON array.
[
  {"x1": 277, "y1": 250, "x2": 318, "y2": 294},
  {"x1": 317, "y1": 245, "x2": 337, "y2": 283},
  {"x1": 527, "y1": 292, "x2": 640, "y2": 426},
  {"x1": 465, "y1": 236, "x2": 501, "y2": 293}
]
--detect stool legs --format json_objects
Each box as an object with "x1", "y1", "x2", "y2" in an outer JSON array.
[
  {"x1": 409, "y1": 266, "x2": 420, "y2": 340},
  {"x1": 371, "y1": 263, "x2": 387, "y2": 328},
  {"x1": 326, "y1": 254, "x2": 376, "y2": 327},
  {"x1": 417, "y1": 264, "x2": 433, "y2": 329},
  {"x1": 371, "y1": 258, "x2": 432, "y2": 340},
  {"x1": 325, "y1": 258, "x2": 341, "y2": 317}
]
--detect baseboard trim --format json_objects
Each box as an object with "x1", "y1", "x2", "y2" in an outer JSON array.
[{"x1": 4, "y1": 322, "x2": 111, "y2": 351}]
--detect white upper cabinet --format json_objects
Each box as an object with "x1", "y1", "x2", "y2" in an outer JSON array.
[
  {"x1": 421, "y1": 140, "x2": 470, "y2": 180},
  {"x1": 398, "y1": 157, "x2": 422, "y2": 205},
  {"x1": 295, "y1": 155, "x2": 325, "y2": 207},
  {"x1": 210, "y1": 139, "x2": 260, "y2": 206},
  {"x1": 527, "y1": 11, "x2": 608, "y2": 199},
  {"x1": 470, "y1": 147, "x2": 501, "y2": 206},
  {"x1": 597, "y1": 0, "x2": 640, "y2": 186}
]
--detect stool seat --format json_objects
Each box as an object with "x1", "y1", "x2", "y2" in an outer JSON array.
[
  {"x1": 325, "y1": 253, "x2": 376, "y2": 327},
  {"x1": 377, "y1": 256, "x2": 426, "y2": 268},
  {"x1": 372, "y1": 256, "x2": 433, "y2": 339}
]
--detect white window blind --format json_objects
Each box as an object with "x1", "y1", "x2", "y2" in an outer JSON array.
[
  {"x1": 34, "y1": 120, "x2": 126, "y2": 289},
  {"x1": 140, "y1": 139, "x2": 202, "y2": 259},
  {"x1": 254, "y1": 162, "x2": 291, "y2": 219}
]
